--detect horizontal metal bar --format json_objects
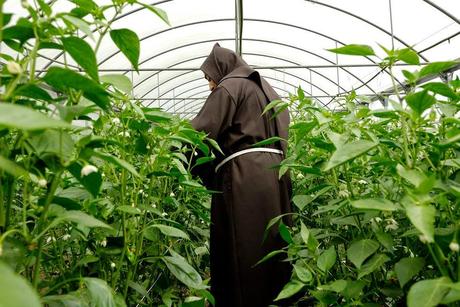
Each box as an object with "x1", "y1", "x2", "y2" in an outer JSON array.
[
  {"x1": 133, "y1": 94, "x2": 377, "y2": 101},
  {"x1": 33, "y1": 62, "x2": 433, "y2": 73}
]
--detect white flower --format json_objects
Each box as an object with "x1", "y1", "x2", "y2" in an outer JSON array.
[
  {"x1": 110, "y1": 262, "x2": 116, "y2": 268},
  {"x1": 81, "y1": 164, "x2": 98, "y2": 177},
  {"x1": 7, "y1": 61, "x2": 22, "y2": 74},
  {"x1": 112, "y1": 118, "x2": 120, "y2": 125},
  {"x1": 338, "y1": 190, "x2": 350, "y2": 198},
  {"x1": 118, "y1": 131, "x2": 130, "y2": 137},
  {"x1": 38, "y1": 179, "x2": 47, "y2": 188},
  {"x1": 372, "y1": 217, "x2": 382, "y2": 223},
  {"x1": 152, "y1": 204, "x2": 157, "y2": 208},
  {"x1": 161, "y1": 212, "x2": 168, "y2": 217},
  {"x1": 194, "y1": 151, "x2": 198, "y2": 156},
  {"x1": 358, "y1": 179, "x2": 368, "y2": 185},
  {"x1": 450, "y1": 242, "x2": 459, "y2": 252},
  {"x1": 385, "y1": 218, "x2": 399, "y2": 231},
  {"x1": 146, "y1": 145, "x2": 151, "y2": 150},
  {"x1": 62, "y1": 234, "x2": 71, "y2": 241},
  {"x1": 101, "y1": 239, "x2": 107, "y2": 247},
  {"x1": 419, "y1": 234, "x2": 429, "y2": 244},
  {"x1": 21, "y1": 0, "x2": 29, "y2": 8},
  {"x1": 170, "y1": 192, "x2": 175, "y2": 197}
]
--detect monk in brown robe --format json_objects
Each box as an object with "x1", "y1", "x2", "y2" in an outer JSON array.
[{"x1": 191, "y1": 43, "x2": 292, "y2": 306}]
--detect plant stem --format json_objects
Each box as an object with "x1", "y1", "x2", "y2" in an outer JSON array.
[
  {"x1": 32, "y1": 170, "x2": 63, "y2": 289},
  {"x1": 427, "y1": 243, "x2": 449, "y2": 277}
]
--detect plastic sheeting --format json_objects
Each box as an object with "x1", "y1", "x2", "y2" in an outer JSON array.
[{"x1": 4, "y1": 0, "x2": 460, "y2": 116}]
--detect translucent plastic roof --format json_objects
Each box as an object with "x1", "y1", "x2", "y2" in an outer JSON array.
[{"x1": 5, "y1": 0, "x2": 460, "y2": 117}]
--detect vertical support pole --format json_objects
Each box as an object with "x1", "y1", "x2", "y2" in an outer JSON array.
[
  {"x1": 235, "y1": 0, "x2": 243, "y2": 56},
  {"x1": 157, "y1": 73, "x2": 160, "y2": 108},
  {"x1": 335, "y1": 42, "x2": 340, "y2": 96},
  {"x1": 388, "y1": 0, "x2": 395, "y2": 50}
]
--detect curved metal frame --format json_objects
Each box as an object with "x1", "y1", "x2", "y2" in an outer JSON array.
[
  {"x1": 129, "y1": 37, "x2": 375, "y2": 99},
  {"x1": 94, "y1": 18, "x2": 395, "y2": 92},
  {"x1": 136, "y1": 53, "x2": 344, "y2": 101},
  {"x1": 154, "y1": 74, "x2": 305, "y2": 111},
  {"x1": 173, "y1": 84, "x2": 295, "y2": 115}
]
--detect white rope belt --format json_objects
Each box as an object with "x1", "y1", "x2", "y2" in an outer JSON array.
[{"x1": 214, "y1": 148, "x2": 283, "y2": 173}]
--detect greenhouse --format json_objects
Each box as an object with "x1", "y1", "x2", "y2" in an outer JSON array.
[{"x1": 0, "y1": 0, "x2": 460, "y2": 306}]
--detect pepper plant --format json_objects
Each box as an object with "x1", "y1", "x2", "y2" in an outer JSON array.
[
  {"x1": 267, "y1": 44, "x2": 460, "y2": 306},
  {"x1": 0, "y1": 1, "x2": 216, "y2": 306}
]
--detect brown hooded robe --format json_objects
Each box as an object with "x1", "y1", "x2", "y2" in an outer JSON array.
[{"x1": 191, "y1": 44, "x2": 292, "y2": 307}]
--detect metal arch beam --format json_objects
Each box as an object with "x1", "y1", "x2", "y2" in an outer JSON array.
[
  {"x1": 136, "y1": 53, "x2": 339, "y2": 100},
  {"x1": 165, "y1": 74, "x2": 302, "y2": 106},
  {"x1": 133, "y1": 52, "x2": 340, "y2": 98},
  {"x1": 131, "y1": 38, "x2": 373, "y2": 97},
  {"x1": 148, "y1": 73, "x2": 313, "y2": 105},
  {"x1": 96, "y1": 18, "x2": 397, "y2": 92},
  {"x1": 132, "y1": 52, "x2": 337, "y2": 97},
  {"x1": 175, "y1": 85, "x2": 294, "y2": 115},
  {"x1": 38, "y1": 0, "x2": 173, "y2": 73},
  {"x1": 151, "y1": 74, "x2": 309, "y2": 111},
  {"x1": 422, "y1": 0, "x2": 460, "y2": 25},
  {"x1": 305, "y1": 0, "x2": 429, "y2": 62}
]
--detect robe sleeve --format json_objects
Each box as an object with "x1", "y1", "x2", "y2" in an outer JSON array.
[{"x1": 191, "y1": 86, "x2": 237, "y2": 140}]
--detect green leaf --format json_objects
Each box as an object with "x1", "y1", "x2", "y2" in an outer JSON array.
[
  {"x1": 14, "y1": 83, "x2": 53, "y2": 101},
  {"x1": 62, "y1": 36, "x2": 98, "y2": 81},
  {"x1": 405, "y1": 90, "x2": 436, "y2": 116},
  {"x1": 3, "y1": 25, "x2": 34, "y2": 45},
  {"x1": 300, "y1": 222, "x2": 318, "y2": 251},
  {"x1": 90, "y1": 150, "x2": 140, "y2": 177},
  {"x1": 327, "y1": 44, "x2": 375, "y2": 56},
  {"x1": 250, "y1": 136, "x2": 285, "y2": 148},
  {"x1": 43, "y1": 67, "x2": 110, "y2": 110},
  {"x1": 82, "y1": 277, "x2": 116, "y2": 307},
  {"x1": 100, "y1": 74, "x2": 133, "y2": 94},
  {"x1": 254, "y1": 250, "x2": 286, "y2": 267},
  {"x1": 358, "y1": 253, "x2": 389, "y2": 279},
  {"x1": 0, "y1": 103, "x2": 70, "y2": 130},
  {"x1": 317, "y1": 246, "x2": 336, "y2": 273},
  {"x1": 396, "y1": 164, "x2": 427, "y2": 188},
  {"x1": 162, "y1": 251, "x2": 205, "y2": 289},
  {"x1": 150, "y1": 224, "x2": 190, "y2": 240},
  {"x1": 407, "y1": 277, "x2": 451, "y2": 307},
  {"x1": 294, "y1": 264, "x2": 312, "y2": 283},
  {"x1": 375, "y1": 231, "x2": 394, "y2": 251},
  {"x1": 292, "y1": 195, "x2": 313, "y2": 211},
  {"x1": 117, "y1": 205, "x2": 142, "y2": 215},
  {"x1": 405, "y1": 204, "x2": 435, "y2": 243},
  {"x1": 110, "y1": 29, "x2": 140, "y2": 71},
  {"x1": 421, "y1": 82, "x2": 458, "y2": 100},
  {"x1": 261, "y1": 99, "x2": 284, "y2": 116},
  {"x1": 137, "y1": 2, "x2": 170, "y2": 25},
  {"x1": 317, "y1": 279, "x2": 348, "y2": 293},
  {"x1": 58, "y1": 210, "x2": 112, "y2": 229},
  {"x1": 441, "y1": 282, "x2": 460, "y2": 304},
  {"x1": 0, "y1": 156, "x2": 29, "y2": 178},
  {"x1": 279, "y1": 222, "x2": 293, "y2": 244},
  {"x1": 419, "y1": 61, "x2": 458, "y2": 79},
  {"x1": 0, "y1": 262, "x2": 41, "y2": 307},
  {"x1": 323, "y1": 140, "x2": 379, "y2": 171},
  {"x1": 274, "y1": 279, "x2": 305, "y2": 301},
  {"x1": 144, "y1": 110, "x2": 173, "y2": 123},
  {"x1": 395, "y1": 257, "x2": 425, "y2": 288},
  {"x1": 67, "y1": 162, "x2": 102, "y2": 197},
  {"x1": 347, "y1": 239, "x2": 380, "y2": 269},
  {"x1": 350, "y1": 198, "x2": 398, "y2": 211},
  {"x1": 396, "y1": 48, "x2": 420, "y2": 65},
  {"x1": 61, "y1": 15, "x2": 94, "y2": 40}
]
